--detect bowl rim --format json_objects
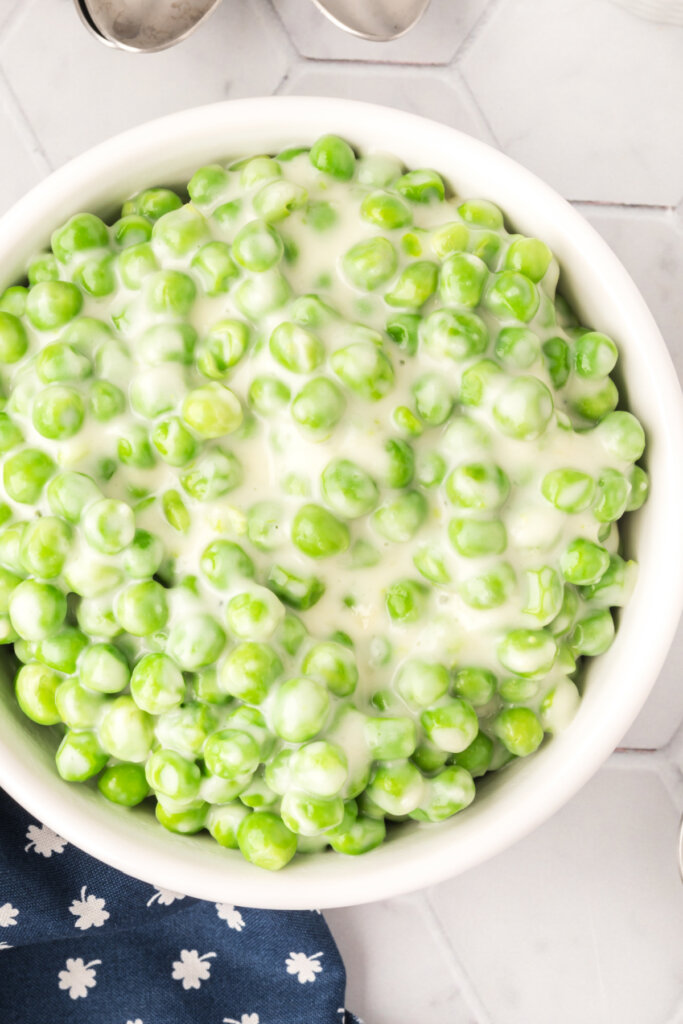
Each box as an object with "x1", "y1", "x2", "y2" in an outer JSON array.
[{"x1": 0, "y1": 96, "x2": 681, "y2": 909}]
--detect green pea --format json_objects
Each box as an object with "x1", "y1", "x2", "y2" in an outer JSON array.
[
  {"x1": 73, "y1": 252, "x2": 116, "y2": 297},
  {"x1": 83, "y1": 499, "x2": 135, "y2": 554},
  {"x1": 291, "y1": 377, "x2": 346, "y2": 436},
  {"x1": 453, "y1": 732, "x2": 493, "y2": 777},
  {"x1": 357, "y1": 152, "x2": 403, "y2": 188},
  {"x1": 395, "y1": 169, "x2": 445, "y2": 204},
  {"x1": 144, "y1": 269, "x2": 196, "y2": 316},
  {"x1": 386, "y1": 312, "x2": 420, "y2": 356},
  {"x1": 225, "y1": 585, "x2": 285, "y2": 641},
  {"x1": 386, "y1": 579, "x2": 429, "y2": 623},
  {"x1": 493, "y1": 706, "x2": 544, "y2": 757},
  {"x1": 392, "y1": 404, "x2": 422, "y2": 438},
  {"x1": 206, "y1": 802, "x2": 250, "y2": 847},
  {"x1": 122, "y1": 187, "x2": 182, "y2": 222},
  {"x1": 0, "y1": 412, "x2": 23, "y2": 454},
  {"x1": 182, "y1": 383, "x2": 242, "y2": 438},
  {"x1": 270, "y1": 321, "x2": 324, "y2": 373},
  {"x1": 321, "y1": 458, "x2": 379, "y2": 519},
  {"x1": 579, "y1": 554, "x2": 636, "y2": 607},
  {"x1": 248, "y1": 373, "x2": 291, "y2": 416},
  {"x1": 197, "y1": 319, "x2": 249, "y2": 379},
  {"x1": 560, "y1": 538, "x2": 610, "y2": 585},
  {"x1": 361, "y1": 190, "x2": 412, "y2": 230},
  {"x1": 331, "y1": 341, "x2": 394, "y2": 401},
  {"x1": 570, "y1": 377, "x2": 619, "y2": 422},
  {"x1": 28, "y1": 252, "x2": 59, "y2": 284},
  {"x1": 420, "y1": 308, "x2": 489, "y2": 360},
  {"x1": 267, "y1": 564, "x2": 325, "y2": 611},
  {"x1": 19, "y1": 517, "x2": 72, "y2": 579},
  {"x1": 452, "y1": 667, "x2": 495, "y2": 707},
  {"x1": 504, "y1": 237, "x2": 552, "y2": 282},
  {"x1": 234, "y1": 268, "x2": 291, "y2": 320},
  {"x1": 485, "y1": 271, "x2": 539, "y2": 323},
  {"x1": 9, "y1": 580, "x2": 66, "y2": 640},
  {"x1": 182, "y1": 448, "x2": 243, "y2": 501},
  {"x1": 542, "y1": 336, "x2": 571, "y2": 389},
  {"x1": 574, "y1": 331, "x2": 618, "y2": 379},
  {"x1": 200, "y1": 540, "x2": 255, "y2": 589},
  {"x1": 56, "y1": 729, "x2": 108, "y2": 782},
  {"x1": 366, "y1": 760, "x2": 424, "y2": 816},
  {"x1": 493, "y1": 376, "x2": 554, "y2": 439},
  {"x1": 497, "y1": 628, "x2": 557, "y2": 678},
  {"x1": 232, "y1": 219, "x2": 283, "y2": 272},
  {"x1": 439, "y1": 252, "x2": 488, "y2": 307},
  {"x1": 458, "y1": 199, "x2": 503, "y2": 230},
  {"x1": 187, "y1": 163, "x2": 229, "y2": 205},
  {"x1": 156, "y1": 702, "x2": 218, "y2": 759},
  {"x1": 271, "y1": 676, "x2": 330, "y2": 742},
  {"x1": 570, "y1": 607, "x2": 616, "y2": 656},
  {"x1": 112, "y1": 214, "x2": 153, "y2": 249},
  {"x1": 541, "y1": 468, "x2": 596, "y2": 513},
  {"x1": 155, "y1": 801, "x2": 207, "y2": 835},
  {"x1": 98, "y1": 763, "x2": 149, "y2": 807},
  {"x1": 309, "y1": 134, "x2": 356, "y2": 180},
  {"x1": 189, "y1": 243, "x2": 239, "y2": 299},
  {"x1": 395, "y1": 659, "x2": 448, "y2": 708},
  {"x1": 237, "y1": 811, "x2": 297, "y2": 871},
  {"x1": 152, "y1": 204, "x2": 210, "y2": 256},
  {"x1": 363, "y1": 716, "x2": 416, "y2": 760},
  {"x1": 218, "y1": 642, "x2": 281, "y2": 704},
  {"x1": 596, "y1": 411, "x2": 646, "y2": 462},
  {"x1": 99, "y1": 695, "x2": 154, "y2": 762},
  {"x1": 593, "y1": 468, "x2": 629, "y2": 522},
  {"x1": 382, "y1": 438, "x2": 414, "y2": 489},
  {"x1": 46, "y1": 471, "x2": 99, "y2": 524},
  {"x1": 493, "y1": 326, "x2": 540, "y2": 370},
  {"x1": 449, "y1": 517, "x2": 506, "y2": 558},
  {"x1": 146, "y1": 748, "x2": 201, "y2": 800},
  {"x1": 78, "y1": 642, "x2": 129, "y2": 694},
  {"x1": 32, "y1": 384, "x2": 85, "y2": 440},
  {"x1": 15, "y1": 662, "x2": 62, "y2": 724},
  {"x1": 51, "y1": 212, "x2": 108, "y2": 263},
  {"x1": 385, "y1": 261, "x2": 439, "y2": 309},
  {"x1": 343, "y1": 237, "x2": 398, "y2": 292},
  {"x1": 26, "y1": 281, "x2": 83, "y2": 330},
  {"x1": 87, "y1": 380, "x2": 124, "y2": 422},
  {"x1": 119, "y1": 242, "x2": 159, "y2": 288},
  {"x1": 329, "y1": 814, "x2": 386, "y2": 856},
  {"x1": 626, "y1": 466, "x2": 649, "y2": 511},
  {"x1": 411, "y1": 765, "x2": 476, "y2": 822},
  {"x1": 0, "y1": 312, "x2": 28, "y2": 363},
  {"x1": 301, "y1": 641, "x2": 358, "y2": 698},
  {"x1": 76, "y1": 594, "x2": 121, "y2": 639},
  {"x1": 115, "y1": 580, "x2": 168, "y2": 636},
  {"x1": 151, "y1": 416, "x2": 196, "y2": 467},
  {"x1": 446, "y1": 462, "x2": 510, "y2": 511},
  {"x1": 523, "y1": 566, "x2": 563, "y2": 624},
  {"x1": 254, "y1": 178, "x2": 308, "y2": 222},
  {"x1": 280, "y1": 791, "x2": 344, "y2": 837},
  {"x1": 416, "y1": 452, "x2": 447, "y2": 490},
  {"x1": 412, "y1": 544, "x2": 450, "y2": 585},
  {"x1": 372, "y1": 490, "x2": 428, "y2": 543},
  {"x1": 460, "y1": 561, "x2": 516, "y2": 610},
  {"x1": 246, "y1": 500, "x2": 284, "y2": 551},
  {"x1": 0, "y1": 524, "x2": 28, "y2": 574},
  {"x1": 204, "y1": 729, "x2": 261, "y2": 781},
  {"x1": 292, "y1": 503, "x2": 350, "y2": 559}
]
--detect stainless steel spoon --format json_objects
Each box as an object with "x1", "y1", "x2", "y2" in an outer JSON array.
[
  {"x1": 73, "y1": 0, "x2": 225, "y2": 53},
  {"x1": 75, "y1": 0, "x2": 432, "y2": 52}
]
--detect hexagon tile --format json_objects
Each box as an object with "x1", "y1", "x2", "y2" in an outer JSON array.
[{"x1": 459, "y1": 0, "x2": 683, "y2": 205}]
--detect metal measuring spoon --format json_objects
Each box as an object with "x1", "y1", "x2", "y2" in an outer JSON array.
[
  {"x1": 310, "y1": 0, "x2": 432, "y2": 41},
  {"x1": 73, "y1": 0, "x2": 224, "y2": 53},
  {"x1": 75, "y1": 0, "x2": 432, "y2": 51}
]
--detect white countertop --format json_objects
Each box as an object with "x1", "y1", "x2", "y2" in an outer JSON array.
[{"x1": 0, "y1": 1, "x2": 682, "y2": 1020}]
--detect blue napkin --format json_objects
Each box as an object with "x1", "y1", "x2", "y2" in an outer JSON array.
[{"x1": 0, "y1": 789, "x2": 362, "y2": 1024}]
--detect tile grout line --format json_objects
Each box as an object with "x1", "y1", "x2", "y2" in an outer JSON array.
[
  {"x1": 419, "y1": 890, "x2": 494, "y2": 1024},
  {"x1": 254, "y1": 0, "x2": 300, "y2": 63},
  {"x1": 570, "y1": 199, "x2": 674, "y2": 213},
  {"x1": 450, "y1": 65, "x2": 502, "y2": 149},
  {"x1": 0, "y1": 0, "x2": 28, "y2": 46},
  {"x1": 0, "y1": 66, "x2": 52, "y2": 177},
  {"x1": 449, "y1": 0, "x2": 510, "y2": 69}
]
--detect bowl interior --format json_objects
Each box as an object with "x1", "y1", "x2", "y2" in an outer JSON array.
[{"x1": 0, "y1": 97, "x2": 681, "y2": 909}]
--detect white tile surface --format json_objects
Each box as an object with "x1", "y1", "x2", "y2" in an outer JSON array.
[
  {"x1": 0, "y1": 1, "x2": 681, "y2": 1021},
  {"x1": 271, "y1": 0, "x2": 488, "y2": 63},
  {"x1": 460, "y1": 0, "x2": 683, "y2": 205},
  {"x1": 279, "y1": 64, "x2": 495, "y2": 142}
]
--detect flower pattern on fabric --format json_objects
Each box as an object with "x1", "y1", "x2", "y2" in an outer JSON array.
[
  {"x1": 171, "y1": 949, "x2": 216, "y2": 990},
  {"x1": 0, "y1": 941, "x2": 13, "y2": 950},
  {"x1": 58, "y1": 957, "x2": 101, "y2": 999},
  {"x1": 285, "y1": 951, "x2": 324, "y2": 984},
  {"x1": 0, "y1": 903, "x2": 18, "y2": 927},
  {"x1": 147, "y1": 887, "x2": 186, "y2": 907},
  {"x1": 223, "y1": 1014, "x2": 259, "y2": 1024},
  {"x1": 69, "y1": 886, "x2": 110, "y2": 930},
  {"x1": 125, "y1": 1019, "x2": 143, "y2": 1023},
  {"x1": 24, "y1": 823, "x2": 67, "y2": 857},
  {"x1": 216, "y1": 904, "x2": 245, "y2": 931}
]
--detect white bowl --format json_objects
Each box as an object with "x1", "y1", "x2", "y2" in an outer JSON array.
[{"x1": 0, "y1": 98, "x2": 681, "y2": 909}]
